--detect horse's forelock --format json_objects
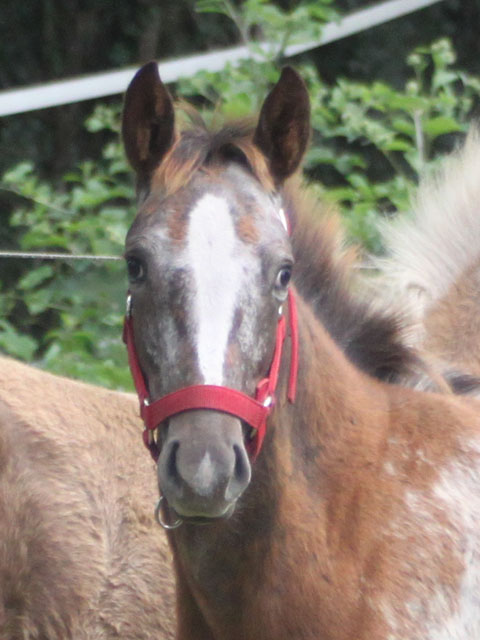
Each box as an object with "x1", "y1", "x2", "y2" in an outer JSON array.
[{"x1": 146, "y1": 116, "x2": 273, "y2": 203}]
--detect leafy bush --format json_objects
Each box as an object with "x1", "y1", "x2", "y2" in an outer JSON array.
[
  {"x1": 0, "y1": 106, "x2": 134, "y2": 387},
  {"x1": 307, "y1": 38, "x2": 480, "y2": 250},
  {"x1": 1, "y1": 0, "x2": 479, "y2": 388}
]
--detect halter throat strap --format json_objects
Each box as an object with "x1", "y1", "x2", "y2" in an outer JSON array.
[{"x1": 123, "y1": 290, "x2": 298, "y2": 461}]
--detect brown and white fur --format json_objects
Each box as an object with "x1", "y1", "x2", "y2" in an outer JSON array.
[{"x1": 121, "y1": 62, "x2": 480, "y2": 640}]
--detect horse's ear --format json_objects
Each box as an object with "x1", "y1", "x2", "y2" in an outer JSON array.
[
  {"x1": 253, "y1": 66, "x2": 310, "y2": 184},
  {"x1": 122, "y1": 62, "x2": 175, "y2": 182}
]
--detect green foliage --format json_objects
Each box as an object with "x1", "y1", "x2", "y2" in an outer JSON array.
[
  {"x1": 1, "y1": 0, "x2": 479, "y2": 389},
  {"x1": 180, "y1": 0, "x2": 337, "y2": 113},
  {"x1": 196, "y1": 0, "x2": 337, "y2": 62},
  {"x1": 307, "y1": 38, "x2": 478, "y2": 251},
  {"x1": 311, "y1": 38, "x2": 475, "y2": 173},
  {"x1": 0, "y1": 111, "x2": 134, "y2": 388}
]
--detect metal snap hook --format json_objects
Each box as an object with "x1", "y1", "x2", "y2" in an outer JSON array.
[
  {"x1": 126, "y1": 294, "x2": 132, "y2": 317},
  {"x1": 154, "y1": 495, "x2": 183, "y2": 530}
]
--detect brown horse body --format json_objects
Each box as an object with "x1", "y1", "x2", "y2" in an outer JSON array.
[
  {"x1": 121, "y1": 64, "x2": 480, "y2": 639},
  {"x1": 171, "y1": 299, "x2": 480, "y2": 640},
  {"x1": 0, "y1": 357, "x2": 175, "y2": 639}
]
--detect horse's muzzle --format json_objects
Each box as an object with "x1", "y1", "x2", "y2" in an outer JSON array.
[{"x1": 157, "y1": 410, "x2": 251, "y2": 519}]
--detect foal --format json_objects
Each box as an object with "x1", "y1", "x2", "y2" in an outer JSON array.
[
  {"x1": 122, "y1": 62, "x2": 480, "y2": 640},
  {"x1": 0, "y1": 357, "x2": 175, "y2": 639}
]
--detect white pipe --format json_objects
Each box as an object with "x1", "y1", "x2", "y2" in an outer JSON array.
[{"x1": 0, "y1": 0, "x2": 444, "y2": 117}]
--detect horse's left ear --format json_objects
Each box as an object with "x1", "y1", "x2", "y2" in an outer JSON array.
[
  {"x1": 254, "y1": 66, "x2": 310, "y2": 184},
  {"x1": 122, "y1": 62, "x2": 175, "y2": 192}
]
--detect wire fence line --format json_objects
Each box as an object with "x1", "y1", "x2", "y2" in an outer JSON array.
[
  {"x1": 0, "y1": 251, "x2": 122, "y2": 261},
  {"x1": 0, "y1": 0, "x2": 444, "y2": 117}
]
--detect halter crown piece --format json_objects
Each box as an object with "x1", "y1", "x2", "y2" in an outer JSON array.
[{"x1": 123, "y1": 209, "x2": 299, "y2": 461}]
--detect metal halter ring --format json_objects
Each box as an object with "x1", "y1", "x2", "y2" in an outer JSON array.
[
  {"x1": 154, "y1": 495, "x2": 183, "y2": 530},
  {"x1": 126, "y1": 293, "x2": 132, "y2": 317}
]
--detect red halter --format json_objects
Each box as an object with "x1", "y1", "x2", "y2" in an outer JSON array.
[{"x1": 123, "y1": 290, "x2": 299, "y2": 461}]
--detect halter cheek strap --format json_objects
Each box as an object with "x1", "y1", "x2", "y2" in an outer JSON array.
[{"x1": 123, "y1": 290, "x2": 299, "y2": 461}]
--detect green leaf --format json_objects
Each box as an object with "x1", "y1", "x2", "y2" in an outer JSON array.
[
  {"x1": 432, "y1": 69, "x2": 459, "y2": 90},
  {"x1": 18, "y1": 265, "x2": 54, "y2": 290},
  {"x1": 0, "y1": 320, "x2": 38, "y2": 361},
  {"x1": 423, "y1": 116, "x2": 462, "y2": 138},
  {"x1": 195, "y1": 0, "x2": 227, "y2": 14},
  {"x1": 392, "y1": 118, "x2": 415, "y2": 138},
  {"x1": 383, "y1": 139, "x2": 412, "y2": 152},
  {"x1": 387, "y1": 94, "x2": 429, "y2": 112},
  {"x1": 24, "y1": 288, "x2": 54, "y2": 315}
]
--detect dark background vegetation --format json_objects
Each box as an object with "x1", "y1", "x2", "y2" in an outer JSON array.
[{"x1": 0, "y1": 0, "x2": 476, "y2": 176}]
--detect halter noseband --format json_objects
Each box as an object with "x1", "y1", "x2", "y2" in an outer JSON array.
[{"x1": 123, "y1": 290, "x2": 298, "y2": 461}]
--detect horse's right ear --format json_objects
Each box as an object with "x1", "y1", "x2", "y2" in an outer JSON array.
[{"x1": 122, "y1": 62, "x2": 175, "y2": 183}]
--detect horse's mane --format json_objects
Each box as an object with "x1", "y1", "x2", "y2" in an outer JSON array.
[
  {"x1": 285, "y1": 182, "x2": 424, "y2": 383},
  {"x1": 150, "y1": 110, "x2": 273, "y2": 199},
  {"x1": 380, "y1": 127, "x2": 480, "y2": 319},
  {"x1": 149, "y1": 113, "x2": 423, "y2": 384}
]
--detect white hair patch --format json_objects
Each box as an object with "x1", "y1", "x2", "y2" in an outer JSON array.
[{"x1": 186, "y1": 194, "x2": 242, "y2": 385}]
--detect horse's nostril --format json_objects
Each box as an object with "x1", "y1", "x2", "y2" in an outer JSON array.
[
  {"x1": 166, "y1": 441, "x2": 181, "y2": 487},
  {"x1": 233, "y1": 444, "x2": 249, "y2": 484},
  {"x1": 225, "y1": 444, "x2": 251, "y2": 502}
]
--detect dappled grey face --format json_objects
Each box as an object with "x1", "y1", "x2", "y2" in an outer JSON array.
[
  {"x1": 121, "y1": 62, "x2": 309, "y2": 518},
  {"x1": 125, "y1": 163, "x2": 293, "y2": 402}
]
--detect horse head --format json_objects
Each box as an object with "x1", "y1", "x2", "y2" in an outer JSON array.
[{"x1": 122, "y1": 62, "x2": 310, "y2": 521}]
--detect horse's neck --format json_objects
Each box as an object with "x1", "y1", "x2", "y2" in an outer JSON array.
[
  {"x1": 287, "y1": 298, "x2": 387, "y2": 468},
  {"x1": 171, "y1": 297, "x2": 389, "y2": 640}
]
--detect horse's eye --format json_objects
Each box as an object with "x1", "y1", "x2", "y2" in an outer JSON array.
[
  {"x1": 126, "y1": 257, "x2": 145, "y2": 283},
  {"x1": 275, "y1": 266, "x2": 292, "y2": 295}
]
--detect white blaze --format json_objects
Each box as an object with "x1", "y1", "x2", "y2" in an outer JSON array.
[
  {"x1": 187, "y1": 194, "x2": 241, "y2": 385},
  {"x1": 278, "y1": 207, "x2": 288, "y2": 232}
]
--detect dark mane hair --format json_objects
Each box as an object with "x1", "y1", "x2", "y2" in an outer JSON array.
[
  {"x1": 148, "y1": 115, "x2": 423, "y2": 384},
  {"x1": 285, "y1": 182, "x2": 423, "y2": 383}
]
